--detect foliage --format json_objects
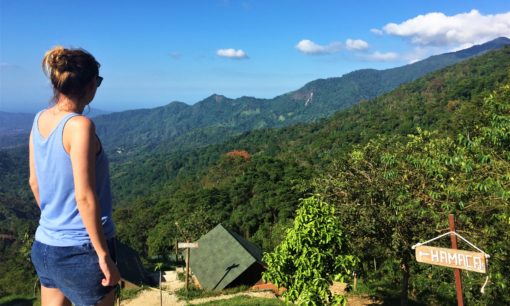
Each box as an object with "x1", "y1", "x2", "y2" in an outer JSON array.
[
  {"x1": 0, "y1": 155, "x2": 38, "y2": 298},
  {"x1": 112, "y1": 155, "x2": 310, "y2": 259},
  {"x1": 263, "y1": 196, "x2": 357, "y2": 305},
  {"x1": 313, "y1": 84, "x2": 510, "y2": 305}
]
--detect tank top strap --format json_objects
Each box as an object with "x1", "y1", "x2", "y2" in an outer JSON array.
[
  {"x1": 31, "y1": 110, "x2": 44, "y2": 135},
  {"x1": 54, "y1": 112, "x2": 81, "y2": 147}
]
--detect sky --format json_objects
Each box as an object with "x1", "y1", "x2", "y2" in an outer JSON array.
[{"x1": 1, "y1": 0, "x2": 510, "y2": 113}]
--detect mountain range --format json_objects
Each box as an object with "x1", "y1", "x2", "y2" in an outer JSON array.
[
  {"x1": 105, "y1": 44, "x2": 510, "y2": 204},
  {"x1": 2, "y1": 37, "x2": 508, "y2": 152},
  {"x1": 89, "y1": 37, "x2": 509, "y2": 154}
]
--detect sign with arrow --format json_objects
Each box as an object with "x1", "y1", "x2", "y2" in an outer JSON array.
[
  {"x1": 178, "y1": 242, "x2": 199, "y2": 249},
  {"x1": 178, "y1": 241, "x2": 199, "y2": 292},
  {"x1": 415, "y1": 245, "x2": 487, "y2": 273}
]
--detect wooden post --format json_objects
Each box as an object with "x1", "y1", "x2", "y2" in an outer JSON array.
[
  {"x1": 449, "y1": 214, "x2": 464, "y2": 306},
  {"x1": 185, "y1": 247, "x2": 190, "y2": 292},
  {"x1": 159, "y1": 270, "x2": 162, "y2": 306},
  {"x1": 353, "y1": 272, "x2": 357, "y2": 291},
  {"x1": 175, "y1": 240, "x2": 178, "y2": 263}
]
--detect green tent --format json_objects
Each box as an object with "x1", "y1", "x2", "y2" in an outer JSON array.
[{"x1": 190, "y1": 224, "x2": 265, "y2": 290}]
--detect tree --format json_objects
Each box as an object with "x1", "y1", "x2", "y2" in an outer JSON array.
[
  {"x1": 313, "y1": 85, "x2": 510, "y2": 305},
  {"x1": 262, "y1": 196, "x2": 357, "y2": 305}
]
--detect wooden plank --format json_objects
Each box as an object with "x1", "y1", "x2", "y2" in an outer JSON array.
[
  {"x1": 415, "y1": 245, "x2": 487, "y2": 273},
  {"x1": 178, "y1": 242, "x2": 199, "y2": 249}
]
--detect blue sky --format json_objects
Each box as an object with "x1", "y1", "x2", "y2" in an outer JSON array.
[{"x1": 1, "y1": 0, "x2": 510, "y2": 113}]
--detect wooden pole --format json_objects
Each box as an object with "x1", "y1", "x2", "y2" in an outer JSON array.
[
  {"x1": 185, "y1": 246, "x2": 190, "y2": 292},
  {"x1": 449, "y1": 214, "x2": 464, "y2": 306},
  {"x1": 175, "y1": 240, "x2": 178, "y2": 264},
  {"x1": 159, "y1": 270, "x2": 162, "y2": 306}
]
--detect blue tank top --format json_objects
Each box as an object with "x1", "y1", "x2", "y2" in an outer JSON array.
[{"x1": 32, "y1": 110, "x2": 115, "y2": 246}]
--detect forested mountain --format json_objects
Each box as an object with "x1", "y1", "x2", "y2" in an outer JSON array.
[
  {"x1": 94, "y1": 37, "x2": 510, "y2": 155},
  {"x1": 107, "y1": 46, "x2": 510, "y2": 203},
  {"x1": 1, "y1": 44, "x2": 510, "y2": 303}
]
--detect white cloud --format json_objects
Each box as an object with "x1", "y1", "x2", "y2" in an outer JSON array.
[
  {"x1": 345, "y1": 39, "x2": 369, "y2": 50},
  {"x1": 379, "y1": 9, "x2": 510, "y2": 48},
  {"x1": 371, "y1": 28, "x2": 384, "y2": 35},
  {"x1": 366, "y1": 51, "x2": 399, "y2": 62},
  {"x1": 217, "y1": 48, "x2": 249, "y2": 59},
  {"x1": 295, "y1": 39, "x2": 342, "y2": 55}
]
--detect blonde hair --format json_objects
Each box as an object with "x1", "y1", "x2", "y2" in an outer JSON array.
[{"x1": 42, "y1": 46, "x2": 100, "y2": 102}]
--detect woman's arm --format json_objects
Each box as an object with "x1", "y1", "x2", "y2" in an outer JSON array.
[
  {"x1": 28, "y1": 132, "x2": 41, "y2": 208},
  {"x1": 65, "y1": 116, "x2": 120, "y2": 286}
]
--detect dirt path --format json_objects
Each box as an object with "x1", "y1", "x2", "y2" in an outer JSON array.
[
  {"x1": 121, "y1": 287, "x2": 277, "y2": 306},
  {"x1": 122, "y1": 288, "x2": 182, "y2": 306},
  {"x1": 121, "y1": 270, "x2": 378, "y2": 306}
]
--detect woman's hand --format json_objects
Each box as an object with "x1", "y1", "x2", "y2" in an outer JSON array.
[{"x1": 99, "y1": 255, "x2": 121, "y2": 287}]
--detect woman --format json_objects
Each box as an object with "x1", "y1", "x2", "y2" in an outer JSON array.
[{"x1": 29, "y1": 46, "x2": 120, "y2": 306}]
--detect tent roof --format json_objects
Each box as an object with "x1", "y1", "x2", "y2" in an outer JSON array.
[{"x1": 190, "y1": 224, "x2": 264, "y2": 290}]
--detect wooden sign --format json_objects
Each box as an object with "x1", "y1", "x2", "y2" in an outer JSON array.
[
  {"x1": 415, "y1": 245, "x2": 487, "y2": 273},
  {"x1": 177, "y1": 241, "x2": 199, "y2": 292},
  {"x1": 178, "y1": 242, "x2": 199, "y2": 249}
]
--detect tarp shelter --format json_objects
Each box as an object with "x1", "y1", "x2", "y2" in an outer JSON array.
[
  {"x1": 115, "y1": 240, "x2": 156, "y2": 288},
  {"x1": 190, "y1": 224, "x2": 265, "y2": 290}
]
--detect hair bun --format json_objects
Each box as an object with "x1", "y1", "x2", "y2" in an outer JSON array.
[{"x1": 44, "y1": 46, "x2": 69, "y2": 72}]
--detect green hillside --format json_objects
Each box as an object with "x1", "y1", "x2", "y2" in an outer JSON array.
[
  {"x1": 94, "y1": 37, "x2": 510, "y2": 157},
  {"x1": 108, "y1": 46, "x2": 510, "y2": 203}
]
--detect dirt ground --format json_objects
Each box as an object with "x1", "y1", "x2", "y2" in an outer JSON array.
[{"x1": 121, "y1": 271, "x2": 379, "y2": 306}]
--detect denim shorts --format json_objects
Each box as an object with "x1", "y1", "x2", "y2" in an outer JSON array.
[{"x1": 31, "y1": 239, "x2": 117, "y2": 306}]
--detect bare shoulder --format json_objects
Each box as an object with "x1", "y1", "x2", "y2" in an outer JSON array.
[
  {"x1": 66, "y1": 115, "x2": 96, "y2": 134},
  {"x1": 62, "y1": 116, "x2": 97, "y2": 154}
]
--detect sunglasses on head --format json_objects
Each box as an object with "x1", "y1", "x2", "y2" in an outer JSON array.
[{"x1": 96, "y1": 76, "x2": 103, "y2": 87}]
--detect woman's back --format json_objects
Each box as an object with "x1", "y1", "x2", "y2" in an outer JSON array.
[
  {"x1": 31, "y1": 109, "x2": 115, "y2": 246},
  {"x1": 37, "y1": 110, "x2": 72, "y2": 139}
]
